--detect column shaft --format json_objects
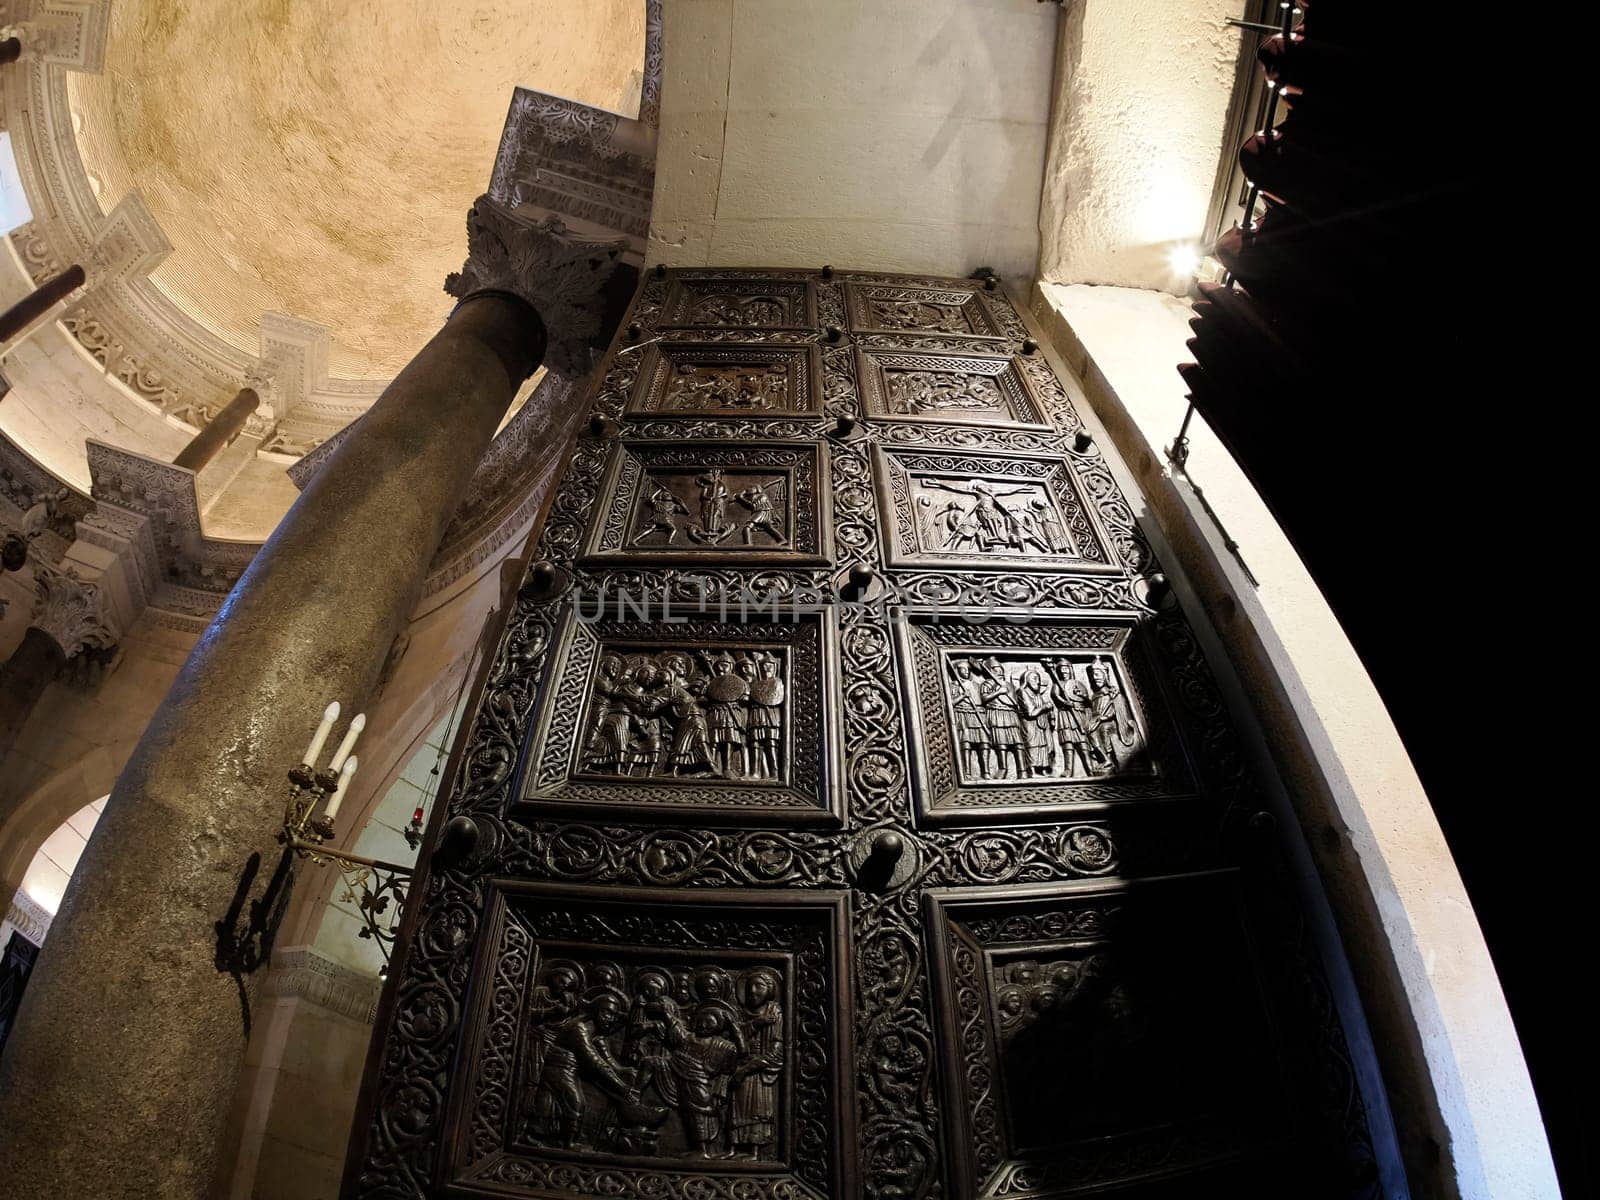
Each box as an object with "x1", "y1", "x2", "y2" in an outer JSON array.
[
  {"x1": 172, "y1": 387, "x2": 261, "y2": 472},
  {"x1": 0, "y1": 627, "x2": 65, "y2": 766},
  {"x1": 0, "y1": 265, "x2": 86, "y2": 344},
  {"x1": 0, "y1": 293, "x2": 545, "y2": 1199}
]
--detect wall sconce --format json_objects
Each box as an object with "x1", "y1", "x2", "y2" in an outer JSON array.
[{"x1": 279, "y1": 701, "x2": 412, "y2": 969}]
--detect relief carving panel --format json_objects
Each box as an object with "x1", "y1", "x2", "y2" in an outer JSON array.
[
  {"x1": 627, "y1": 342, "x2": 824, "y2": 417},
  {"x1": 843, "y1": 282, "x2": 1005, "y2": 340},
  {"x1": 658, "y1": 279, "x2": 818, "y2": 331},
  {"x1": 856, "y1": 348, "x2": 1050, "y2": 430},
  {"x1": 873, "y1": 446, "x2": 1116, "y2": 573},
  {"x1": 443, "y1": 883, "x2": 853, "y2": 1198},
  {"x1": 893, "y1": 610, "x2": 1195, "y2": 823},
  {"x1": 519, "y1": 608, "x2": 843, "y2": 826},
  {"x1": 925, "y1": 875, "x2": 1294, "y2": 1199},
  {"x1": 585, "y1": 441, "x2": 831, "y2": 568}
]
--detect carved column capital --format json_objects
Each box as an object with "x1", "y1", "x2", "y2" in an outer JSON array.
[
  {"x1": 445, "y1": 196, "x2": 628, "y2": 379},
  {"x1": 240, "y1": 364, "x2": 281, "y2": 424},
  {"x1": 30, "y1": 559, "x2": 117, "y2": 660}
]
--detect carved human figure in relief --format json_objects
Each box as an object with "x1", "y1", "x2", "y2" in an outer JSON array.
[
  {"x1": 731, "y1": 968, "x2": 784, "y2": 1158},
  {"x1": 886, "y1": 369, "x2": 1001, "y2": 415},
  {"x1": 523, "y1": 962, "x2": 582, "y2": 1108},
  {"x1": 530, "y1": 987, "x2": 642, "y2": 1147},
  {"x1": 1029, "y1": 497, "x2": 1072, "y2": 554},
  {"x1": 705, "y1": 654, "x2": 750, "y2": 778},
  {"x1": 695, "y1": 469, "x2": 730, "y2": 536},
  {"x1": 947, "y1": 655, "x2": 1141, "y2": 783},
  {"x1": 976, "y1": 657, "x2": 1028, "y2": 780},
  {"x1": 1046, "y1": 657, "x2": 1095, "y2": 778},
  {"x1": 870, "y1": 298, "x2": 968, "y2": 333},
  {"x1": 668, "y1": 363, "x2": 789, "y2": 411},
  {"x1": 693, "y1": 967, "x2": 746, "y2": 1049},
  {"x1": 584, "y1": 655, "x2": 637, "y2": 772},
  {"x1": 1016, "y1": 667, "x2": 1056, "y2": 776},
  {"x1": 919, "y1": 479, "x2": 1056, "y2": 556},
  {"x1": 730, "y1": 368, "x2": 786, "y2": 410},
  {"x1": 1083, "y1": 661, "x2": 1137, "y2": 771},
  {"x1": 582, "y1": 648, "x2": 788, "y2": 783},
  {"x1": 947, "y1": 657, "x2": 992, "y2": 778},
  {"x1": 661, "y1": 653, "x2": 715, "y2": 775},
  {"x1": 655, "y1": 1006, "x2": 743, "y2": 1157},
  {"x1": 734, "y1": 479, "x2": 786, "y2": 545},
  {"x1": 632, "y1": 484, "x2": 690, "y2": 546},
  {"x1": 746, "y1": 653, "x2": 785, "y2": 780},
  {"x1": 623, "y1": 968, "x2": 680, "y2": 1105},
  {"x1": 687, "y1": 293, "x2": 786, "y2": 327},
  {"x1": 624, "y1": 661, "x2": 665, "y2": 776},
  {"x1": 632, "y1": 469, "x2": 791, "y2": 549}
]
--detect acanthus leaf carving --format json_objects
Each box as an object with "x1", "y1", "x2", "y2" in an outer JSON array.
[
  {"x1": 446, "y1": 195, "x2": 630, "y2": 380},
  {"x1": 30, "y1": 558, "x2": 117, "y2": 659}
]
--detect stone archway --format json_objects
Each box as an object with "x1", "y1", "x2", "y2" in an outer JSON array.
[{"x1": 0, "y1": 753, "x2": 124, "y2": 918}]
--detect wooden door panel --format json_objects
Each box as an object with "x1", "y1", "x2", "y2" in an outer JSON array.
[
  {"x1": 437, "y1": 884, "x2": 853, "y2": 1199},
  {"x1": 515, "y1": 607, "x2": 844, "y2": 827},
  {"x1": 348, "y1": 270, "x2": 1386, "y2": 1200},
  {"x1": 926, "y1": 873, "x2": 1293, "y2": 1199}
]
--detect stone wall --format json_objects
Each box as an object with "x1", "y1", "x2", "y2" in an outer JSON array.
[
  {"x1": 221, "y1": 946, "x2": 381, "y2": 1200},
  {"x1": 1038, "y1": 0, "x2": 1241, "y2": 292}
]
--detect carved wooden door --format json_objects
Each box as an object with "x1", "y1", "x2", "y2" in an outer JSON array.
[{"x1": 348, "y1": 270, "x2": 1390, "y2": 1199}]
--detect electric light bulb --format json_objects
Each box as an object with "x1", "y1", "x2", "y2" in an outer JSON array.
[
  {"x1": 328, "y1": 712, "x2": 366, "y2": 773},
  {"x1": 1168, "y1": 245, "x2": 1202, "y2": 278},
  {"x1": 324, "y1": 755, "x2": 359, "y2": 823},
  {"x1": 302, "y1": 701, "x2": 340, "y2": 767}
]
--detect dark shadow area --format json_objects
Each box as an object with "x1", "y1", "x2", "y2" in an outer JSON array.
[
  {"x1": 213, "y1": 847, "x2": 296, "y2": 1039},
  {"x1": 1183, "y1": 10, "x2": 1584, "y2": 1196}
]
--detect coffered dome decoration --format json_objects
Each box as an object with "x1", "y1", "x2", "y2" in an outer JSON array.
[{"x1": 68, "y1": 0, "x2": 646, "y2": 379}]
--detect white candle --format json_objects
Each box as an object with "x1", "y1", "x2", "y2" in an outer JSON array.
[
  {"x1": 328, "y1": 712, "x2": 366, "y2": 773},
  {"x1": 324, "y1": 755, "x2": 358, "y2": 823},
  {"x1": 302, "y1": 701, "x2": 340, "y2": 767}
]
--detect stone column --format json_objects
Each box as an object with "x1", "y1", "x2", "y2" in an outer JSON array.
[
  {"x1": 0, "y1": 561, "x2": 116, "y2": 767},
  {"x1": 0, "y1": 198, "x2": 628, "y2": 1199},
  {"x1": 0, "y1": 265, "x2": 85, "y2": 345},
  {"x1": 172, "y1": 387, "x2": 261, "y2": 472},
  {"x1": 0, "y1": 629, "x2": 64, "y2": 766}
]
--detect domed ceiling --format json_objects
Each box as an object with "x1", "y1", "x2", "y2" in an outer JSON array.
[{"x1": 67, "y1": 0, "x2": 646, "y2": 379}]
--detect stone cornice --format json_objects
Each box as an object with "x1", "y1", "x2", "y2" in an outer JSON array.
[
  {"x1": 4, "y1": 888, "x2": 52, "y2": 945},
  {"x1": 262, "y1": 944, "x2": 382, "y2": 1025}
]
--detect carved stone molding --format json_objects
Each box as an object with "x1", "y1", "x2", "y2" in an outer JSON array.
[
  {"x1": 1, "y1": 0, "x2": 108, "y2": 72},
  {"x1": 83, "y1": 439, "x2": 257, "y2": 598},
  {"x1": 3, "y1": 889, "x2": 52, "y2": 945},
  {"x1": 0, "y1": 437, "x2": 83, "y2": 547},
  {"x1": 489, "y1": 85, "x2": 657, "y2": 252},
  {"x1": 262, "y1": 945, "x2": 382, "y2": 1026},
  {"x1": 639, "y1": 0, "x2": 663, "y2": 128},
  {"x1": 253, "y1": 311, "x2": 330, "y2": 423},
  {"x1": 446, "y1": 196, "x2": 630, "y2": 379},
  {"x1": 80, "y1": 192, "x2": 171, "y2": 293},
  {"x1": 29, "y1": 557, "x2": 117, "y2": 658}
]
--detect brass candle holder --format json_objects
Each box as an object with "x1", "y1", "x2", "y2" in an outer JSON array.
[{"x1": 278, "y1": 702, "x2": 413, "y2": 970}]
